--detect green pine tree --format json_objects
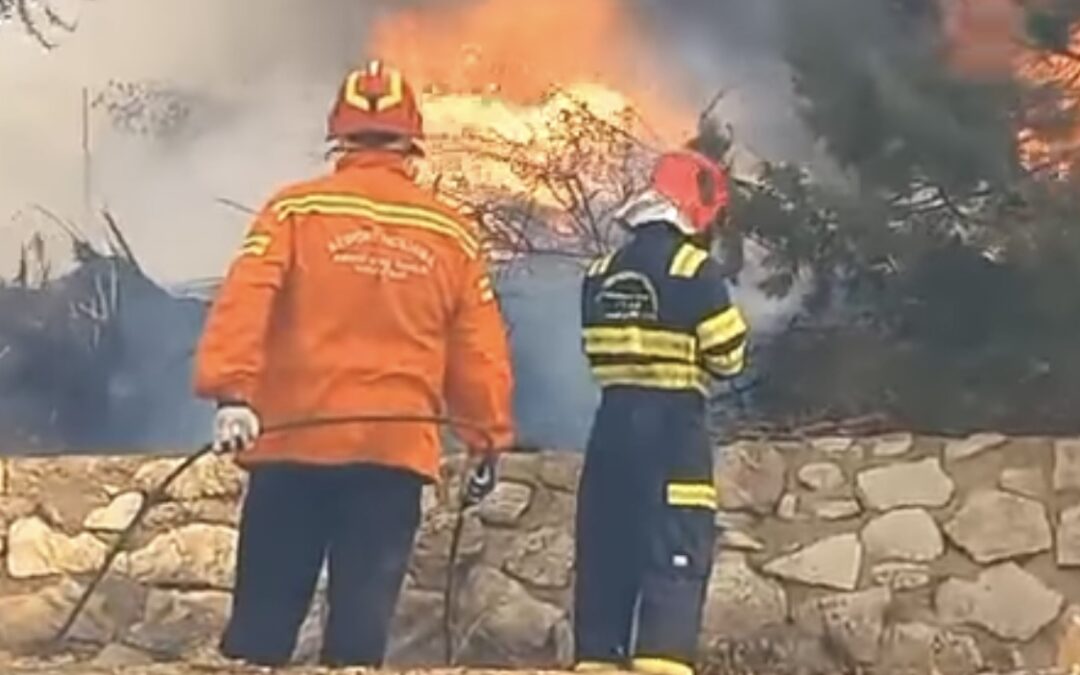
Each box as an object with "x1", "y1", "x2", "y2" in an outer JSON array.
[{"x1": 695, "y1": 0, "x2": 1080, "y2": 433}]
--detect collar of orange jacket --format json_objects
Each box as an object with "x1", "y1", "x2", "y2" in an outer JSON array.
[{"x1": 335, "y1": 150, "x2": 411, "y2": 176}]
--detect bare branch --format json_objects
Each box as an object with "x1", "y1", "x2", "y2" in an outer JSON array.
[
  {"x1": 14, "y1": 0, "x2": 56, "y2": 49},
  {"x1": 699, "y1": 87, "x2": 731, "y2": 128},
  {"x1": 101, "y1": 209, "x2": 143, "y2": 274},
  {"x1": 6, "y1": 0, "x2": 75, "y2": 49},
  {"x1": 215, "y1": 197, "x2": 258, "y2": 216}
]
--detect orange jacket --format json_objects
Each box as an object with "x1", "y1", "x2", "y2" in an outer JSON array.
[{"x1": 193, "y1": 151, "x2": 515, "y2": 480}]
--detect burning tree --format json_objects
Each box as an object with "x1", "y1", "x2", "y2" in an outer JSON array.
[
  {"x1": 418, "y1": 86, "x2": 661, "y2": 262},
  {"x1": 370, "y1": 0, "x2": 701, "y2": 266}
]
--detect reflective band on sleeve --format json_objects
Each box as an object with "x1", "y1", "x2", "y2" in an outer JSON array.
[
  {"x1": 632, "y1": 657, "x2": 695, "y2": 675},
  {"x1": 697, "y1": 306, "x2": 748, "y2": 352},
  {"x1": 478, "y1": 276, "x2": 495, "y2": 302},
  {"x1": 703, "y1": 340, "x2": 746, "y2": 377},
  {"x1": 669, "y1": 244, "x2": 709, "y2": 278},
  {"x1": 586, "y1": 253, "x2": 616, "y2": 277},
  {"x1": 590, "y1": 362, "x2": 710, "y2": 395},
  {"x1": 273, "y1": 193, "x2": 479, "y2": 259},
  {"x1": 240, "y1": 233, "x2": 272, "y2": 257},
  {"x1": 583, "y1": 326, "x2": 697, "y2": 362},
  {"x1": 666, "y1": 482, "x2": 718, "y2": 510}
]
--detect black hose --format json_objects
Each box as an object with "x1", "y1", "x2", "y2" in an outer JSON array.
[{"x1": 50, "y1": 412, "x2": 495, "y2": 666}]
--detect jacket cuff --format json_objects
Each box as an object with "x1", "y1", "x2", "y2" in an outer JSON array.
[{"x1": 466, "y1": 425, "x2": 514, "y2": 455}]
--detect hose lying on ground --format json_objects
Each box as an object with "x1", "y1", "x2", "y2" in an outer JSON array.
[{"x1": 50, "y1": 413, "x2": 494, "y2": 666}]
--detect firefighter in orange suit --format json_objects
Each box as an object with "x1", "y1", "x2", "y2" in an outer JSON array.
[
  {"x1": 574, "y1": 150, "x2": 748, "y2": 675},
  {"x1": 192, "y1": 60, "x2": 514, "y2": 668}
]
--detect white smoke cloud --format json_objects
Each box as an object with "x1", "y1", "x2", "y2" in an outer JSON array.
[
  {"x1": 0, "y1": 0, "x2": 384, "y2": 283},
  {"x1": 0, "y1": 0, "x2": 824, "y2": 304},
  {"x1": 0, "y1": 0, "x2": 829, "y2": 284}
]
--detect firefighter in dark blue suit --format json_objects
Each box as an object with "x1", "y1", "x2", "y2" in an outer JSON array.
[{"x1": 573, "y1": 150, "x2": 748, "y2": 675}]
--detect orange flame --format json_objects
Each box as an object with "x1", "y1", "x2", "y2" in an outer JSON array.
[
  {"x1": 1017, "y1": 27, "x2": 1080, "y2": 175},
  {"x1": 941, "y1": 0, "x2": 1080, "y2": 176},
  {"x1": 367, "y1": 0, "x2": 697, "y2": 144}
]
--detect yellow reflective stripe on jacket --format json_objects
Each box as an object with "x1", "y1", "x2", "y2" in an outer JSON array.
[
  {"x1": 583, "y1": 326, "x2": 697, "y2": 362},
  {"x1": 240, "y1": 233, "x2": 271, "y2": 257},
  {"x1": 478, "y1": 276, "x2": 495, "y2": 303},
  {"x1": 669, "y1": 243, "x2": 709, "y2": 278},
  {"x1": 272, "y1": 193, "x2": 479, "y2": 258},
  {"x1": 591, "y1": 362, "x2": 709, "y2": 395},
  {"x1": 666, "y1": 482, "x2": 718, "y2": 510},
  {"x1": 697, "y1": 306, "x2": 748, "y2": 352},
  {"x1": 632, "y1": 657, "x2": 695, "y2": 675},
  {"x1": 703, "y1": 340, "x2": 746, "y2": 377},
  {"x1": 586, "y1": 253, "x2": 615, "y2": 277}
]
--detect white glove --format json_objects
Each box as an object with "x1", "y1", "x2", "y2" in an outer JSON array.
[{"x1": 213, "y1": 404, "x2": 261, "y2": 453}]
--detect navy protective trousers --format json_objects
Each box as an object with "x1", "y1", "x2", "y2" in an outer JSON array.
[
  {"x1": 220, "y1": 462, "x2": 422, "y2": 667},
  {"x1": 573, "y1": 389, "x2": 717, "y2": 674}
]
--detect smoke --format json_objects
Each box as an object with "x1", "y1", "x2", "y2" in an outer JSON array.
[
  {"x1": 0, "y1": 0, "x2": 385, "y2": 283},
  {"x1": 0, "y1": 0, "x2": 818, "y2": 450},
  {"x1": 0, "y1": 0, "x2": 823, "y2": 282},
  {"x1": 636, "y1": 0, "x2": 829, "y2": 172},
  {"x1": 0, "y1": 0, "x2": 821, "y2": 287}
]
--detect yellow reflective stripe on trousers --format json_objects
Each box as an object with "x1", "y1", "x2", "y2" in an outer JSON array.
[
  {"x1": 584, "y1": 326, "x2": 697, "y2": 362},
  {"x1": 632, "y1": 657, "x2": 695, "y2": 675},
  {"x1": 666, "y1": 482, "x2": 718, "y2": 510},
  {"x1": 703, "y1": 340, "x2": 746, "y2": 377},
  {"x1": 697, "y1": 305, "x2": 748, "y2": 352},
  {"x1": 591, "y1": 362, "x2": 709, "y2": 395},
  {"x1": 574, "y1": 662, "x2": 622, "y2": 672},
  {"x1": 669, "y1": 243, "x2": 709, "y2": 278},
  {"x1": 272, "y1": 193, "x2": 479, "y2": 258}
]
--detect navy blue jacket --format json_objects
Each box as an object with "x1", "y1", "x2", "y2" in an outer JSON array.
[{"x1": 581, "y1": 222, "x2": 749, "y2": 399}]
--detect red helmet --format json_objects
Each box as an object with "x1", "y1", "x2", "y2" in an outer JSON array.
[
  {"x1": 327, "y1": 60, "x2": 423, "y2": 140},
  {"x1": 651, "y1": 150, "x2": 730, "y2": 233}
]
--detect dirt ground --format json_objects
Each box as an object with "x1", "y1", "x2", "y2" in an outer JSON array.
[{"x1": 0, "y1": 662, "x2": 587, "y2": 675}]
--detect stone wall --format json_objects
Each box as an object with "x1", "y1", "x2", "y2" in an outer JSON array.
[{"x1": 1, "y1": 436, "x2": 1080, "y2": 673}]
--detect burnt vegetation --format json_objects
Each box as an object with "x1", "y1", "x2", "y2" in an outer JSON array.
[{"x1": 0, "y1": 209, "x2": 210, "y2": 452}]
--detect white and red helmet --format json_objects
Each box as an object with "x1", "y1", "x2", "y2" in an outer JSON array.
[{"x1": 619, "y1": 150, "x2": 730, "y2": 235}]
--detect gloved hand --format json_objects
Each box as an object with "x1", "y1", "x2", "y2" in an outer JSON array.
[
  {"x1": 213, "y1": 402, "x2": 261, "y2": 453},
  {"x1": 463, "y1": 455, "x2": 498, "y2": 507}
]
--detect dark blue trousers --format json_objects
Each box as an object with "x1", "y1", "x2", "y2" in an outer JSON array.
[
  {"x1": 574, "y1": 390, "x2": 716, "y2": 672},
  {"x1": 220, "y1": 462, "x2": 422, "y2": 667}
]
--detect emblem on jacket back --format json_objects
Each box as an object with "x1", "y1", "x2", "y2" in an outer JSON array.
[{"x1": 595, "y1": 271, "x2": 660, "y2": 322}]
